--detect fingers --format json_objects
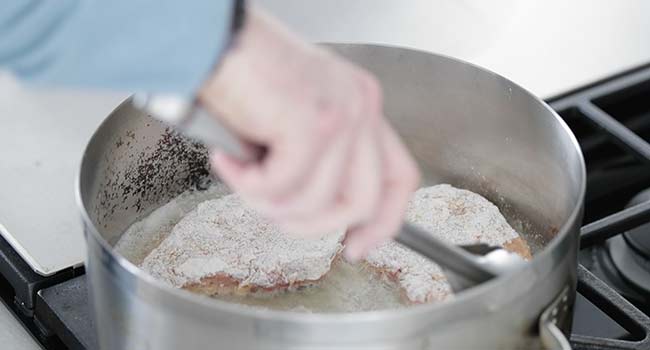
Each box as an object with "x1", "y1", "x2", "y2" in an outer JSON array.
[
  {"x1": 264, "y1": 71, "x2": 383, "y2": 228},
  {"x1": 210, "y1": 81, "x2": 365, "y2": 203},
  {"x1": 258, "y1": 123, "x2": 356, "y2": 220},
  {"x1": 276, "y1": 121, "x2": 383, "y2": 236},
  {"x1": 250, "y1": 67, "x2": 381, "y2": 202},
  {"x1": 213, "y1": 116, "x2": 420, "y2": 261},
  {"x1": 344, "y1": 120, "x2": 421, "y2": 261},
  {"x1": 204, "y1": 32, "x2": 417, "y2": 252},
  {"x1": 210, "y1": 134, "x2": 314, "y2": 197},
  {"x1": 210, "y1": 150, "x2": 253, "y2": 188},
  {"x1": 210, "y1": 104, "x2": 359, "y2": 220}
]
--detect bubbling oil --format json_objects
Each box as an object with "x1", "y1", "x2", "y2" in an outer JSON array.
[
  {"x1": 218, "y1": 260, "x2": 404, "y2": 312},
  {"x1": 116, "y1": 182, "x2": 542, "y2": 312},
  {"x1": 115, "y1": 183, "x2": 406, "y2": 312}
]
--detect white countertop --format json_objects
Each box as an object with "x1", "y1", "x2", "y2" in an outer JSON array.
[
  {"x1": 1, "y1": 1, "x2": 649, "y2": 347},
  {"x1": 0, "y1": 77, "x2": 126, "y2": 276}
]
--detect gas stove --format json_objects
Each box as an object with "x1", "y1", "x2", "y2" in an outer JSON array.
[
  {"x1": 550, "y1": 64, "x2": 650, "y2": 350},
  {"x1": 1, "y1": 65, "x2": 650, "y2": 349}
]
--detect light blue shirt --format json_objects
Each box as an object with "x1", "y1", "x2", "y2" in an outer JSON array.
[{"x1": 0, "y1": 1, "x2": 234, "y2": 97}]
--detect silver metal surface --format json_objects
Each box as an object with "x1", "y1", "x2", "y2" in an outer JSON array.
[
  {"x1": 182, "y1": 105, "x2": 260, "y2": 162},
  {"x1": 395, "y1": 223, "x2": 500, "y2": 292},
  {"x1": 539, "y1": 287, "x2": 572, "y2": 350},
  {"x1": 132, "y1": 94, "x2": 259, "y2": 162},
  {"x1": 78, "y1": 44, "x2": 586, "y2": 349}
]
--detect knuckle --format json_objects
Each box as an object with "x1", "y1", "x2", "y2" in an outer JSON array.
[
  {"x1": 265, "y1": 171, "x2": 296, "y2": 198},
  {"x1": 313, "y1": 99, "x2": 345, "y2": 140},
  {"x1": 393, "y1": 161, "x2": 420, "y2": 195},
  {"x1": 356, "y1": 187, "x2": 381, "y2": 222},
  {"x1": 360, "y1": 200, "x2": 378, "y2": 223},
  {"x1": 356, "y1": 71, "x2": 383, "y2": 117},
  {"x1": 406, "y1": 166, "x2": 421, "y2": 193},
  {"x1": 311, "y1": 71, "x2": 384, "y2": 139},
  {"x1": 351, "y1": 202, "x2": 372, "y2": 224}
]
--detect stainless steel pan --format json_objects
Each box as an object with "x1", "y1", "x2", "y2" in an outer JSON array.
[{"x1": 77, "y1": 44, "x2": 585, "y2": 349}]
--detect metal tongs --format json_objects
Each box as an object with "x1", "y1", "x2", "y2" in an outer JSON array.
[
  {"x1": 160, "y1": 104, "x2": 526, "y2": 293},
  {"x1": 395, "y1": 223, "x2": 525, "y2": 292}
]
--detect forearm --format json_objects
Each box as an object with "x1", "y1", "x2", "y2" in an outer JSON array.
[{"x1": 0, "y1": 0, "x2": 235, "y2": 96}]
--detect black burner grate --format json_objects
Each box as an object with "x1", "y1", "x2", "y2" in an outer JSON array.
[
  {"x1": 573, "y1": 265, "x2": 650, "y2": 350},
  {"x1": 549, "y1": 64, "x2": 650, "y2": 350}
]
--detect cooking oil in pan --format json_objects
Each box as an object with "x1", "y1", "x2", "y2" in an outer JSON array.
[
  {"x1": 116, "y1": 182, "x2": 543, "y2": 312},
  {"x1": 115, "y1": 183, "x2": 406, "y2": 312},
  {"x1": 217, "y1": 261, "x2": 404, "y2": 312}
]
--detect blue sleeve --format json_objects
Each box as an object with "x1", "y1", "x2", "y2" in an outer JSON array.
[{"x1": 0, "y1": 0, "x2": 235, "y2": 97}]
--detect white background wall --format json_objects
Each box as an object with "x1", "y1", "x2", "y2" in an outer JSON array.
[{"x1": 258, "y1": 0, "x2": 650, "y2": 98}]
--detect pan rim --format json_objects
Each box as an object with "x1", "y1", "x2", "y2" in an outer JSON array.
[{"x1": 76, "y1": 43, "x2": 586, "y2": 326}]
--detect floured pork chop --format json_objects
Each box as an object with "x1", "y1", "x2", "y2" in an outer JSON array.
[
  {"x1": 365, "y1": 184, "x2": 532, "y2": 304},
  {"x1": 141, "y1": 194, "x2": 345, "y2": 295}
]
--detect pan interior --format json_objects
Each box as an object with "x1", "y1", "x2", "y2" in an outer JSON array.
[
  {"x1": 113, "y1": 173, "x2": 549, "y2": 313},
  {"x1": 81, "y1": 44, "x2": 581, "y2": 316}
]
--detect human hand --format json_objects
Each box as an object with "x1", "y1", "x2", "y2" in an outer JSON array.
[{"x1": 198, "y1": 6, "x2": 420, "y2": 261}]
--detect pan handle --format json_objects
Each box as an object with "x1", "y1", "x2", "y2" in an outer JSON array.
[
  {"x1": 181, "y1": 105, "x2": 265, "y2": 162},
  {"x1": 133, "y1": 95, "x2": 265, "y2": 162},
  {"x1": 539, "y1": 286, "x2": 572, "y2": 350}
]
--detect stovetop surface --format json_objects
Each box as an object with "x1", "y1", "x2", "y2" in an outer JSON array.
[
  {"x1": 549, "y1": 64, "x2": 650, "y2": 350},
  {"x1": 1, "y1": 65, "x2": 650, "y2": 349}
]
